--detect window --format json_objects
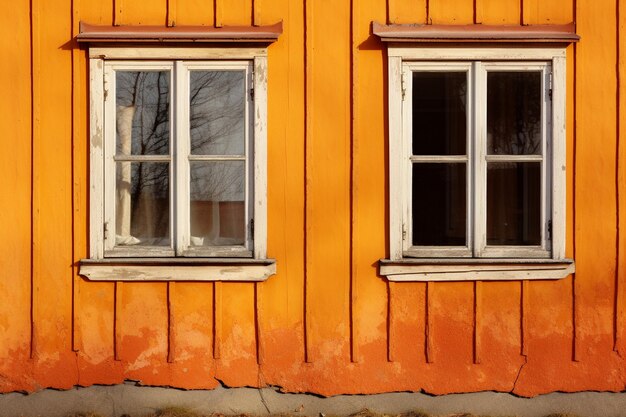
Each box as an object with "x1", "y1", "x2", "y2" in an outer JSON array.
[
  {"x1": 374, "y1": 23, "x2": 577, "y2": 280},
  {"x1": 401, "y1": 61, "x2": 553, "y2": 259},
  {"x1": 78, "y1": 23, "x2": 281, "y2": 281},
  {"x1": 102, "y1": 60, "x2": 255, "y2": 258}
]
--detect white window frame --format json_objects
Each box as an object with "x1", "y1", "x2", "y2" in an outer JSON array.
[
  {"x1": 385, "y1": 46, "x2": 571, "y2": 280},
  {"x1": 88, "y1": 47, "x2": 268, "y2": 262}
]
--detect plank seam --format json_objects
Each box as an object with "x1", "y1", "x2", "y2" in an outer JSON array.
[{"x1": 614, "y1": 0, "x2": 623, "y2": 355}]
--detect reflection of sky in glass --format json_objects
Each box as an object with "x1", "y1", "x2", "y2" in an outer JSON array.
[
  {"x1": 113, "y1": 67, "x2": 248, "y2": 248},
  {"x1": 116, "y1": 71, "x2": 170, "y2": 155},
  {"x1": 190, "y1": 70, "x2": 245, "y2": 156}
]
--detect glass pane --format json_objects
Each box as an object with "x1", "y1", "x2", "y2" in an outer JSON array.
[
  {"x1": 412, "y1": 72, "x2": 467, "y2": 155},
  {"x1": 190, "y1": 161, "x2": 246, "y2": 246},
  {"x1": 487, "y1": 162, "x2": 541, "y2": 245},
  {"x1": 116, "y1": 71, "x2": 170, "y2": 156},
  {"x1": 190, "y1": 71, "x2": 246, "y2": 155},
  {"x1": 487, "y1": 71, "x2": 542, "y2": 155},
  {"x1": 412, "y1": 163, "x2": 466, "y2": 246},
  {"x1": 115, "y1": 162, "x2": 170, "y2": 246}
]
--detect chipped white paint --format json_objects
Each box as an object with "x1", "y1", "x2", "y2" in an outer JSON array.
[
  {"x1": 80, "y1": 261, "x2": 276, "y2": 281},
  {"x1": 381, "y1": 259, "x2": 575, "y2": 281}
]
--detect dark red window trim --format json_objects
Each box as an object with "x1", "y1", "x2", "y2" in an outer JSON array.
[
  {"x1": 372, "y1": 21, "x2": 579, "y2": 43},
  {"x1": 77, "y1": 21, "x2": 282, "y2": 43}
]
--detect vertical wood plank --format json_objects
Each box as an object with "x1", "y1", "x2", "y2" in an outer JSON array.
[
  {"x1": 213, "y1": 281, "x2": 222, "y2": 359},
  {"x1": 575, "y1": 0, "x2": 618, "y2": 369},
  {"x1": 253, "y1": 0, "x2": 261, "y2": 25},
  {"x1": 255, "y1": 0, "x2": 307, "y2": 381},
  {"x1": 474, "y1": 281, "x2": 482, "y2": 364},
  {"x1": 118, "y1": 283, "x2": 170, "y2": 385},
  {"x1": 305, "y1": 0, "x2": 351, "y2": 369},
  {"x1": 426, "y1": 282, "x2": 475, "y2": 392},
  {"x1": 115, "y1": 282, "x2": 122, "y2": 361},
  {"x1": 117, "y1": 0, "x2": 167, "y2": 25},
  {"x1": 254, "y1": 283, "x2": 264, "y2": 365},
  {"x1": 425, "y1": 282, "x2": 434, "y2": 363},
  {"x1": 167, "y1": 283, "x2": 174, "y2": 363},
  {"x1": 616, "y1": 0, "x2": 626, "y2": 355},
  {"x1": 521, "y1": 280, "x2": 528, "y2": 356},
  {"x1": 523, "y1": 0, "x2": 573, "y2": 24},
  {"x1": 176, "y1": 0, "x2": 213, "y2": 25},
  {"x1": 74, "y1": 0, "x2": 123, "y2": 388},
  {"x1": 214, "y1": 283, "x2": 258, "y2": 386},
  {"x1": 214, "y1": 0, "x2": 222, "y2": 27},
  {"x1": 429, "y1": 0, "x2": 474, "y2": 24},
  {"x1": 30, "y1": 0, "x2": 41, "y2": 363},
  {"x1": 388, "y1": 0, "x2": 427, "y2": 24},
  {"x1": 476, "y1": 0, "x2": 520, "y2": 24},
  {"x1": 219, "y1": 0, "x2": 252, "y2": 25},
  {"x1": 350, "y1": 0, "x2": 388, "y2": 365},
  {"x1": 0, "y1": 0, "x2": 34, "y2": 392},
  {"x1": 169, "y1": 282, "x2": 218, "y2": 389},
  {"x1": 114, "y1": 0, "x2": 123, "y2": 25},
  {"x1": 31, "y1": 0, "x2": 78, "y2": 389},
  {"x1": 388, "y1": 282, "x2": 427, "y2": 364},
  {"x1": 167, "y1": 0, "x2": 177, "y2": 26},
  {"x1": 477, "y1": 281, "x2": 525, "y2": 385}
]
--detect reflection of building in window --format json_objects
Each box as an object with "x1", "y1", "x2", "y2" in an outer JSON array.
[{"x1": 98, "y1": 60, "x2": 257, "y2": 258}]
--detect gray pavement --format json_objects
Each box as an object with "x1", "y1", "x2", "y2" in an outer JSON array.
[{"x1": 1, "y1": 383, "x2": 626, "y2": 417}]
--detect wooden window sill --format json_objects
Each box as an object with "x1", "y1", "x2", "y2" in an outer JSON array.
[
  {"x1": 379, "y1": 258, "x2": 575, "y2": 281},
  {"x1": 79, "y1": 258, "x2": 276, "y2": 282}
]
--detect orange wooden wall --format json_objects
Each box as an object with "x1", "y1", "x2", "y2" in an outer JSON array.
[{"x1": 0, "y1": 0, "x2": 625, "y2": 397}]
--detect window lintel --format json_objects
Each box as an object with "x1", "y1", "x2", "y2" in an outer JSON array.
[
  {"x1": 77, "y1": 21, "x2": 282, "y2": 44},
  {"x1": 372, "y1": 21, "x2": 579, "y2": 44}
]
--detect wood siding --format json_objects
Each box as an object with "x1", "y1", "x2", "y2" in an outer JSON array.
[{"x1": 0, "y1": 0, "x2": 625, "y2": 397}]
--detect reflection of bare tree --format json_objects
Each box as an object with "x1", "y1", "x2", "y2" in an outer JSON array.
[
  {"x1": 115, "y1": 69, "x2": 246, "y2": 246},
  {"x1": 487, "y1": 72, "x2": 541, "y2": 155},
  {"x1": 190, "y1": 71, "x2": 245, "y2": 154},
  {"x1": 486, "y1": 72, "x2": 542, "y2": 245},
  {"x1": 188, "y1": 71, "x2": 246, "y2": 246},
  {"x1": 116, "y1": 71, "x2": 170, "y2": 243}
]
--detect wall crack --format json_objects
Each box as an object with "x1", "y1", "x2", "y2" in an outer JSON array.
[{"x1": 512, "y1": 354, "x2": 528, "y2": 393}]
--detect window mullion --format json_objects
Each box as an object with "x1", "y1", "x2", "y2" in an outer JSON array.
[
  {"x1": 473, "y1": 61, "x2": 487, "y2": 257},
  {"x1": 175, "y1": 60, "x2": 190, "y2": 256}
]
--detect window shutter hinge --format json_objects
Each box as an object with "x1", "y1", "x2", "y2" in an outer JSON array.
[
  {"x1": 250, "y1": 218, "x2": 255, "y2": 236},
  {"x1": 250, "y1": 70, "x2": 255, "y2": 100},
  {"x1": 103, "y1": 74, "x2": 109, "y2": 101},
  {"x1": 547, "y1": 220, "x2": 552, "y2": 240},
  {"x1": 402, "y1": 227, "x2": 407, "y2": 240},
  {"x1": 104, "y1": 222, "x2": 109, "y2": 240},
  {"x1": 548, "y1": 72, "x2": 553, "y2": 100},
  {"x1": 401, "y1": 73, "x2": 406, "y2": 100}
]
